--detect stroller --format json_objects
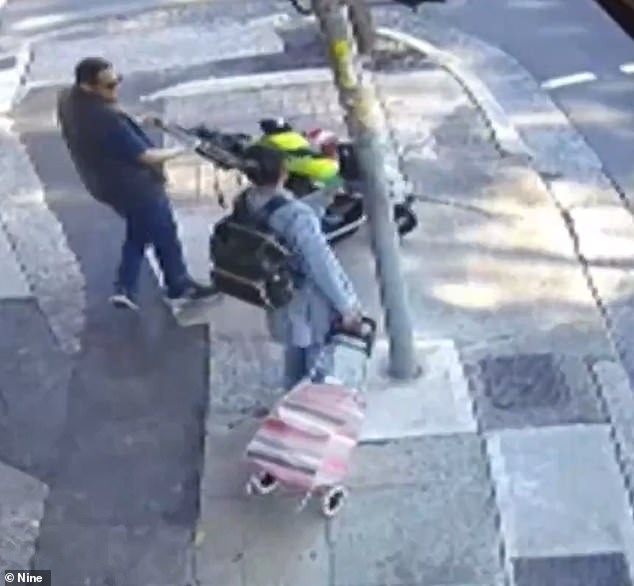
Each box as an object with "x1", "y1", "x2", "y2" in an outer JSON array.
[{"x1": 157, "y1": 118, "x2": 419, "y2": 244}]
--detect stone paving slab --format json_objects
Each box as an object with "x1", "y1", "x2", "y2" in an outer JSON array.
[
  {"x1": 513, "y1": 552, "x2": 633, "y2": 586},
  {"x1": 361, "y1": 338, "x2": 476, "y2": 441},
  {"x1": 330, "y1": 434, "x2": 502, "y2": 586},
  {"x1": 487, "y1": 424, "x2": 634, "y2": 566},
  {"x1": 0, "y1": 461, "x2": 48, "y2": 573},
  {"x1": 465, "y1": 354, "x2": 606, "y2": 432}
]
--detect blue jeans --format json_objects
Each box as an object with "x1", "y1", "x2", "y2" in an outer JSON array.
[
  {"x1": 116, "y1": 196, "x2": 188, "y2": 298},
  {"x1": 283, "y1": 343, "x2": 333, "y2": 390}
]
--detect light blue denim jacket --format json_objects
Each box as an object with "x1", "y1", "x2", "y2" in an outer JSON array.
[{"x1": 244, "y1": 186, "x2": 361, "y2": 348}]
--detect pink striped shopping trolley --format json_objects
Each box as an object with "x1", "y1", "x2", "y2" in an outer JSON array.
[{"x1": 245, "y1": 317, "x2": 376, "y2": 517}]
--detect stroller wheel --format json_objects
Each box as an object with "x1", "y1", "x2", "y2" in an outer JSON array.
[
  {"x1": 247, "y1": 471, "x2": 279, "y2": 496},
  {"x1": 321, "y1": 485, "x2": 348, "y2": 517},
  {"x1": 394, "y1": 202, "x2": 418, "y2": 237}
]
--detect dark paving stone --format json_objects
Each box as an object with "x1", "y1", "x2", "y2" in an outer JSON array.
[
  {"x1": 481, "y1": 353, "x2": 568, "y2": 409},
  {"x1": 16, "y1": 87, "x2": 209, "y2": 584},
  {"x1": 513, "y1": 553, "x2": 633, "y2": 586},
  {"x1": 33, "y1": 520, "x2": 191, "y2": 586},
  {"x1": 465, "y1": 353, "x2": 606, "y2": 431},
  {"x1": 0, "y1": 298, "x2": 71, "y2": 481}
]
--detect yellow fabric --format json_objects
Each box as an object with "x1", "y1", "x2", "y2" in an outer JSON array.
[
  {"x1": 258, "y1": 131, "x2": 340, "y2": 184},
  {"x1": 259, "y1": 130, "x2": 311, "y2": 151}
]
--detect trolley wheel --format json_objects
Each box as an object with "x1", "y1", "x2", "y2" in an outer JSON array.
[
  {"x1": 394, "y1": 202, "x2": 418, "y2": 237},
  {"x1": 321, "y1": 485, "x2": 348, "y2": 518},
  {"x1": 247, "y1": 471, "x2": 279, "y2": 496}
]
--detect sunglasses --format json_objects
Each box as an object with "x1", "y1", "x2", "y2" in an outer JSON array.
[{"x1": 101, "y1": 74, "x2": 123, "y2": 90}]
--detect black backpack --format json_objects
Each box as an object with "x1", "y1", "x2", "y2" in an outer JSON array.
[{"x1": 210, "y1": 191, "x2": 300, "y2": 309}]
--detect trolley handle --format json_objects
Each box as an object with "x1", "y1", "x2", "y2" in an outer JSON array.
[{"x1": 331, "y1": 316, "x2": 376, "y2": 356}]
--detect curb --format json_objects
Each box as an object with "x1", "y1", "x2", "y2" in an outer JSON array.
[
  {"x1": 0, "y1": 42, "x2": 32, "y2": 115},
  {"x1": 375, "y1": 27, "x2": 532, "y2": 162}
]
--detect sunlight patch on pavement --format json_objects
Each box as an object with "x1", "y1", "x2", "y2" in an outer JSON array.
[{"x1": 433, "y1": 281, "x2": 504, "y2": 310}]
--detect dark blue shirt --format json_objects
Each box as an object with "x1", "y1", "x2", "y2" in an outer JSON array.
[{"x1": 57, "y1": 86, "x2": 166, "y2": 214}]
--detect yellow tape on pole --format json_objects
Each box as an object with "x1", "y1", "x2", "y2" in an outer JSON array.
[{"x1": 331, "y1": 39, "x2": 357, "y2": 90}]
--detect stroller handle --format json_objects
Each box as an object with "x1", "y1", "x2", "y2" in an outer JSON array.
[{"x1": 331, "y1": 316, "x2": 377, "y2": 356}]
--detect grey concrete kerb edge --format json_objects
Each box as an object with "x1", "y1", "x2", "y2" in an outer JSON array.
[
  {"x1": 375, "y1": 27, "x2": 532, "y2": 161},
  {"x1": 0, "y1": 43, "x2": 33, "y2": 115}
]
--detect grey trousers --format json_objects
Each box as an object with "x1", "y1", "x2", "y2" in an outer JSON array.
[{"x1": 283, "y1": 343, "x2": 334, "y2": 390}]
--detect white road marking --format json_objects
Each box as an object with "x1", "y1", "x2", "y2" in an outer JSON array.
[
  {"x1": 620, "y1": 62, "x2": 634, "y2": 75},
  {"x1": 540, "y1": 72, "x2": 597, "y2": 90}
]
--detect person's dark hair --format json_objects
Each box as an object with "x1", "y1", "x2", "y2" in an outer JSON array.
[
  {"x1": 74, "y1": 57, "x2": 112, "y2": 86},
  {"x1": 259, "y1": 118, "x2": 292, "y2": 135},
  {"x1": 243, "y1": 144, "x2": 286, "y2": 186}
]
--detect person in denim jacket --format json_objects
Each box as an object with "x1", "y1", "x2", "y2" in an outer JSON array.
[{"x1": 241, "y1": 145, "x2": 363, "y2": 389}]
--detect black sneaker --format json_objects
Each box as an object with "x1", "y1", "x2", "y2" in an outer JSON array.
[
  {"x1": 166, "y1": 279, "x2": 218, "y2": 302},
  {"x1": 109, "y1": 290, "x2": 139, "y2": 311}
]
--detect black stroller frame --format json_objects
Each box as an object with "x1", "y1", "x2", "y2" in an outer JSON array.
[{"x1": 156, "y1": 120, "x2": 419, "y2": 244}]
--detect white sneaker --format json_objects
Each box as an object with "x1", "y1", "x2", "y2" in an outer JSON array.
[{"x1": 109, "y1": 292, "x2": 139, "y2": 311}]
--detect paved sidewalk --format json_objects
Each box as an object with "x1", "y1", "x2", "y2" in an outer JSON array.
[
  {"x1": 2, "y1": 2, "x2": 634, "y2": 583},
  {"x1": 147, "y1": 52, "x2": 634, "y2": 586}
]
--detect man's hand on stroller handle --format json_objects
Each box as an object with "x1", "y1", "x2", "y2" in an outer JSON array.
[{"x1": 137, "y1": 113, "x2": 163, "y2": 128}]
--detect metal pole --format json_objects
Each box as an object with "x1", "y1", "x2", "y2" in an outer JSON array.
[
  {"x1": 311, "y1": 0, "x2": 419, "y2": 379},
  {"x1": 344, "y1": 0, "x2": 375, "y2": 56}
]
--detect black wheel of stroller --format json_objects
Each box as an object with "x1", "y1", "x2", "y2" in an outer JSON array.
[
  {"x1": 321, "y1": 485, "x2": 348, "y2": 518},
  {"x1": 394, "y1": 203, "x2": 418, "y2": 237},
  {"x1": 246, "y1": 471, "x2": 279, "y2": 496}
]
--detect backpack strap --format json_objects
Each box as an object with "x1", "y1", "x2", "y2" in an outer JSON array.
[
  {"x1": 231, "y1": 188, "x2": 250, "y2": 220},
  {"x1": 262, "y1": 195, "x2": 290, "y2": 218},
  {"x1": 256, "y1": 195, "x2": 291, "y2": 230}
]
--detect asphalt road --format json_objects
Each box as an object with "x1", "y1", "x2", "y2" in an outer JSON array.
[{"x1": 430, "y1": 0, "x2": 634, "y2": 200}]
